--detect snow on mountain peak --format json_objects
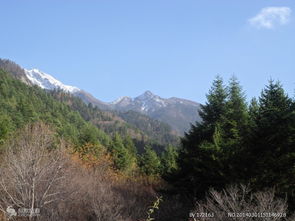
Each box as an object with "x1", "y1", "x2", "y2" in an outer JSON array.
[
  {"x1": 24, "y1": 69, "x2": 80, "y2": 93},
  {"x1": 111, "y1": 96, "x2": 132, "y2": 105},
  {"x1": 134, "y1": 91, "x2": 167, "y2": 110},
  {"x1": 137, "y1": 90, "x2": 156, "y2": 100}
]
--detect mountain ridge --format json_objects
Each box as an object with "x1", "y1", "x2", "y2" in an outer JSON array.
[{"x1": 6, "y1": 66, "x2": 201, "y2": 134}]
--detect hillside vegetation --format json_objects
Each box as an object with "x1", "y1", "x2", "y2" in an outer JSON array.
[
  {"x1": 0, "y1": 64, "x2": 295, "y2": 220},
  {"x1": 0, "y1": 69, "x2": 178, "y2": 176}
]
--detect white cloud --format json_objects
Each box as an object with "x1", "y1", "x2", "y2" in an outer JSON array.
[{"x1": 249, "y1": 7, "x2": 291, "y2": 29}]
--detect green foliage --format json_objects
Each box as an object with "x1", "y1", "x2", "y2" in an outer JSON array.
[
  {"x1": 161, "y1": 145, "x2": 179, "y2": 174},
  {"x1": 174, "y1": 76, "x2": 228, "y2": 197},
  {"x1": 222, "y1": 76, "x2": 248, "y2": 143},
  {"x1": 79, "y1": 124, "x2": 101, "y2": 145},
  {"x1": 111, "y1": 133, "x2": 137, "y2": 172},
  {"x1": 248, "y1": 97, "x2": 259, "y2": 129},
  {"x1": 140, "y1": 146, "x2": 161, "y2": 176},
  {"x1": 171, "y1": 77, "x2": 295, "y2": 212},
  {"x1": 0, "y1": 69, "x2": 109, "y2": 151},
  {"x1": 50, "y1": 90, "x2": 179, "y2": 154},
  {"x1": 119, "y1": 110, "x2": 179, "y2": 146},
  {"x1": 0, "y1": 114, "x2": 13, "y2": 144},
  {"x1": 123, "y1": 135, "x2": 137, "y2": 158},
  {"x1": 145, "y1": 196, "x2": 162, "y2": 221},
  {"x1": 0, "y1": 68, "x2": 172, "y2": 177},
  {"x1": 244, "y1": 80, "x2": 295, "y2": 203},
  {"x1": 199, "y1": 75, "x2": 227, "y2": 127}
]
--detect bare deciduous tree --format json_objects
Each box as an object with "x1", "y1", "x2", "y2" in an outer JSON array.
[
  {"x1": 191, "y1": 184, "x2": 295, "y2": 221},
  {"x1": 0, "y1": 123, "x2": 72, "y2": 221},
  {"x1": 0, "y1": 122, "x2": 160, "y2": 221}
]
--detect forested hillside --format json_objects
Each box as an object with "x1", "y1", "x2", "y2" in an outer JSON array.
[
  {"x1": 118, "y1": 110, "x2": 179, "y2": 146},
  {"x1": 0, "y1": 69, "x2": 178, "y2": 175},
  {"x1": 50, "y1": 90, "x2": 179, "y2": 151},
  {"x1": 0, "y1": 69, "x2": 110, "y2": 148},
  {"x1": 0, "y1": 58, "x2": 179, "y2": 152},
  {"x1": 0, "y1": 59, "x2": 201, "y2": 135}
]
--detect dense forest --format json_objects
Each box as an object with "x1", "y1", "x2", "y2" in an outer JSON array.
[{"x1": 0, "y1": 63, "x2": 295, "y2": 220}]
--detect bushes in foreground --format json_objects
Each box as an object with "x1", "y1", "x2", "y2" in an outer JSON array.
[
  {"x1": 0, "y1": 123, "x2": 157, "y2": 221},
  {"x1": 191, "y1": 185, "x2": 295, "y2": 221}
]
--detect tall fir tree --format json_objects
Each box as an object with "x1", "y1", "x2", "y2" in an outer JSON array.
[
  {"x1": 199, "y1": 75, "x2": 227, "y2": 127},
  {"x1": 222, "y1": 76, "x2": 248, "y2": 142},
  {"x1": 246, "y1": 81, "x2": 295, "y2": 205},
  {"x1": 220, "y1": 77, "x2": 249, "y2": 182},
  {"x1": 173, "y1": 76, "x2": 228, "y2": 200}
]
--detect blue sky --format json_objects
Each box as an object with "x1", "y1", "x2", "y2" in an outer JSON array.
[{"x1": 1, "y1": 0, "x2": 294, "y2": 103}]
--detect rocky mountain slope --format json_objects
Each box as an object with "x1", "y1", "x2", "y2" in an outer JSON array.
[{"x1": 110, "y1": 91, "x2": 201, "y2": 134}]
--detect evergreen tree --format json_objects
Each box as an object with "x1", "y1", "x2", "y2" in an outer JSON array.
[
  {"x1": 199, "y1": 75, "x2": 227, "y2": 127},
  {"x1": 111, "y1": 133, "x2": 134, "y2": 172},
  {"x1": 0, "y1": 114, "x2": 13, "y2": 145},
  {"x1": 247, "y1": 80, "x2": 295, "y2": 203},
  {"x1": 220, "y1": 77, "x2": 249, "y2": 181},
  {"x1": 222, "y1": 76, "x2": 248, "y2": 142},
  {"x1": 172, "y1": 76, "x2": 228, "y2": 200},
  {"x1": 248, "y1": 97, "x2": 259, "y2": 129},
  {"x1": 161, "y1": 145, "x2": 179, "y2": 174},
  {"x1": 79, "y1": 124, "x2": 100, "y2": 145},
  {"x1": 140, "y1": 146, "x2": 161, "y2": 176},
  {"x1": 123, "y1": 135, "x2": 137, "y2": 158}
]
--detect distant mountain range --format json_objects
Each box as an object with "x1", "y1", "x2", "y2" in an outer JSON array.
[
  {"x1": 0, "y1": 59, "x2": 201, "y2": 134},
  {"x1": 23, "y1": 68, "x2": 201, "y2": 134},
  {"x1": 109, "y1": 91, "x2": 201, "y2": 133}
]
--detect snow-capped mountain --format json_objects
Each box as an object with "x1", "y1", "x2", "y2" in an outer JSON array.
[
  {"x1": 111, "y1": 91, "x2": 167, "y2": 112},
  {"x1": 110, "y1": 91, "x2": 201, "y2": 133},
  {"x1": 23, "y1": 67, "x2": 201, "y2": 134},
  {"x1": 111, "y1": 96, "x2": 133, "y2": 106},
  {"x1": 24, "y1": 68, "x2": 110, "y2": 110},
  {"x1": 25, "y1": 69, "x2": 80, "y2": 93}
]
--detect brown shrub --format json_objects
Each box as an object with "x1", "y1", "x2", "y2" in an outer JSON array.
[
  {"x1": 0, "y1": 122, "x2": 158, "y2": 221},
  {"x1": 191, "y1": 184, "x2": 295, "y2": 221}
]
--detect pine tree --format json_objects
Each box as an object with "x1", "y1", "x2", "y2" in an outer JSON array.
[
  {"x1": 220, "y1": 77, "x2": 249, "y2": 182},
  {"x1": 79, "y1": 124, "x2": 100, "y2": 145},
  {"x1": 199, "y1": 75, "x2": 227, "y2": 127},
  {"x1": 247, "y1": 80, "x2": 295, "y2": 201},
  {"x1": 140, "y1": 146, "x2": 161, "y2": 176},
  {"x1": 0, "y1": 114, "x2": 13, "y2": 145},
  {"x1": 161, "y1": 145, "x2": 179, "y2": 174},
  {"x1": 172, "y1": 76, "x2": 228, "y2": 199},
  {"x1": 123, "y1": 135, "x2": 137, "y2": 158},
  {"x1": 248, "y1": 97, "x2": 259, "y2": 129},
  {"x1": 222, "y1": 76, "x2": 248, "y2": 142},
  {"x1": 123, "y1": 135, "x2": 138, "y2": 173},
  {"x1": 111, "y1": 133, "x2": 133, "y2": 172}
]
